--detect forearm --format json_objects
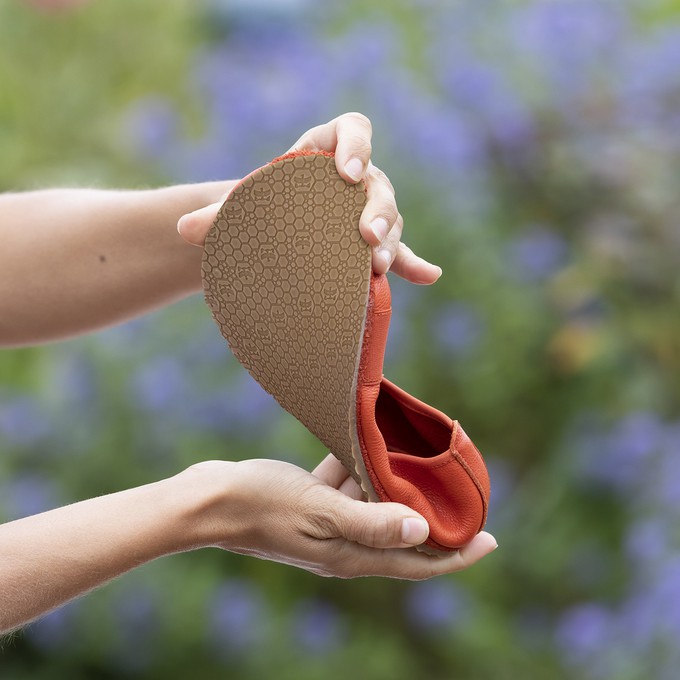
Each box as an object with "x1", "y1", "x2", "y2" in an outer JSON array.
[
  {"x1": 0, "y1": 182, "x2": 234, "y2": 346},
  {"x1": 0, "y1": 466, "x2": 228, "y2": 635}
]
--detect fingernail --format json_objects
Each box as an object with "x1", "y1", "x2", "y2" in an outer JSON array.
[
  {"x1": 370, "y1": 218, "x2": 389, "y2": 242},
  {"x1": 345, "y1": 158, "x2": 364, "y2": 182},
  {"x1": 402, "y1": 517, "x2": 429, "y2": 545},
  {"x1": 479, "y1": 533, "x2": 499, "y2": 553},
  {"x1": 177, "y1": 215, "x2": 187, "y2": 232},
  {"x1": 434, "y1": 265, "x2": 443, "y2": 279},
  {"x1": 377, "y1": 249, "x2": 392, "y2": 271}
]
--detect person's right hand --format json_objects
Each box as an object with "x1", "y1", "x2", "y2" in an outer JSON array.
[
  {"x1": 184, "y1": 455, "x2": 497, "y2": 579},
  {"x1": 178, "y1": 112, "x2": 443, "y2": 286}
]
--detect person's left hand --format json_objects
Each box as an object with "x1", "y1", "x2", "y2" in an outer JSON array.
[{"x1": 177, "y1": 112, "x2": 442, "y2": 285}]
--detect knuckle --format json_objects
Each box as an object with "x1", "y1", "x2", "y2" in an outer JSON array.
[
  {"x1": 302, "y1": 501, "x2": 342, "y2": 539},
  {"x1": 367, "y1": 198, "x2": 397, "y2": 225},
  {"x1": 316, "y1": 511, "x2": 342, "y2": 538},
  {"x1": 378, "y1": 204, "x2": 399, "y2": 226},
  {"x1": 348, "y1": 134, "x2": 372, "y2": 158},
  {"x1": 345, "y1": 111, "x2": 372, "y2": 131},
  {"x1": 368, "y1": 166, "x2": 395, "y2": 195},
  {"x1": 391, "y1": 216, "x2": 404, "y2": 240},
  {"x1": 361, "y1": 511, "x2": 398, "y2": 548},
  {"x1": 368, "y1": 165, "x2": 388, "y2": 182}
]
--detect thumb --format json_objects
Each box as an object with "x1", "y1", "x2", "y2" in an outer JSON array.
[
  {"x1": 338, "y1": 499, "x2": 430, "y2": 549},
  {"x1": 177, "y1": 201, "x2": 223, "y2": 247}
]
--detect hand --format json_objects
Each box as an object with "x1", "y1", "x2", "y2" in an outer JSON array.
[
  {"x1": 189, "y1": 455, "x2": 497, "y2": 579},
  {"x1": 177, "y1": 112, "x2": 442, "y2": 285}
]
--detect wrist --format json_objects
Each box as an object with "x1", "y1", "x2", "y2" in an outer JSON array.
[
  {"x1": 162, "y1": 460, "x2": 244, "y2": 553},
  {"x1": 146, "y1": 180, "x2": 237, "y2": 296}
]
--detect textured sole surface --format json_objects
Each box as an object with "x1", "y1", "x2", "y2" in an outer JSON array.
[{"x1": 202, "y1": 154, "x2": 372, "y2": 485}]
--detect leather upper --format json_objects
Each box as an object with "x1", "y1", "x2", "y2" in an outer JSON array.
[{"x1": 355, "y1": 274, "x2": 490, "y2": 551}]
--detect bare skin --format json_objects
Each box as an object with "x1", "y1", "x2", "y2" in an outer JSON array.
[
  {"x1": 0, "y1": 113, "x2": 497, "y2": 635},
  {"x1": 0, "y1": 114, "x2": 440, "y2": 347},
  {"x1": 0, "y1": 455, "x2": 497, "y2": 635}
]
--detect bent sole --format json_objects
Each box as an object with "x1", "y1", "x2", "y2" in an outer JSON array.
[{"x1": 202, "y1": 153, "x2": 376, "y2": 492}]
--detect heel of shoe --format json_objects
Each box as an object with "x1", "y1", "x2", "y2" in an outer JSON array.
[{"x1": 388, "y1": 423, "x2": 489, "y2": 551}]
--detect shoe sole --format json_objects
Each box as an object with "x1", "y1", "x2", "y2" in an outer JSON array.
[{"x1": 202, "y1": 152, "x2": 380, "y2": 498}]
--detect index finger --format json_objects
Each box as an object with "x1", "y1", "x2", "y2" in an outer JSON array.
[
  {"x1": 288, "y1": 112, "x2": 373, "y2": 185},
  {"x1": 333, "y1": 112, "x2": 373, "y2": 183},
  {"x1": 332, "y1": 530, "x2": 498, "y2": 579}
]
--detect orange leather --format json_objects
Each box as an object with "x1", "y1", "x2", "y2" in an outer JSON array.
[{"x1": 356, "y1": 274, "x2": 490, "y2": 551}]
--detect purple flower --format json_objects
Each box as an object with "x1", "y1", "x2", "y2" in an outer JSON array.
[
  {"x1": 131, "y1": 356, "x2": 188, "y2": 413},
  {"x1": 602, "y1": 412, "x2": 663, "y2": 486},
  {"x1": 649, "y1": 556, "x2": 680, "y2": 636},
  {"x1": 182, "y1": 28, "x2": 336, "y2": 181},
  {"x1": 554, "y1": 602, "x2": 614, "y2": 664},
  {"x1": 618, "y1": 591, "x2": 659, "y2": 653},
  {"x1": 507, "y1": 228, "x2": 568, "y2": 282},
  {"x1": 329, "y1": 21, "x2": 402, "y2": 94},
  {"x1": 655, "y1": 450, "x2": 680, "y2": 511},
  {"x1": 26, "y1": 601, "x2": 80, "y2": 652},
  {"x1": 95, "y1": 316, "x2": 154, "y2": 358},
  {"x1": 114, "y1": 585, "x2": 159, "y2": 636},
  {"x1": 185, "y1": 323, "x2": 235, "y2": 365},
  {"x1": 208, "y1": 579, "x2": 267, "y2": 654},
  {"x1": 575, "y1": 411, "x2": 663, "y2": 492},
  {"x1": 434, "y1": 302, "x2": 484, "y2": 355},
  {"x1": 439, "y1": 60, "x2": 535, "y2": 154},
  {"x1": 625, "y1": 518, "x2": 668, "y2": 567},
  {"x1": 400, "y1": 101, "x2": 487, "y2": 178},
  {"x1": 404, "y1": 579, "x2": 470, "y2": 632},
  {"x1": 184, "y1": 373, "x2": 278, "y2": 434},
  {"x1": 483, "y1": 456, "x2": 516, "y2": 531},
  {"x1": 291, "y1": 599, "x2": 344, "y2": 655},
  {"x1": 1, "y1": 473, "x2": 61, "y2": 520},
  {"x1": 110, "y1": 585, "x2": 160, "y2": 672},
  {"x1": 643, "y1": 421, "x2": 680, "y2": 510},
  {"x1": 512, "y1": 2, "x2": 627, "y2": 74},
  {"x1": 207, "y1": 0, "x2": 313, "y2": 23},
  {"x1": 51, "y1": 352, "x2": 97, "y2": 407},
  {"x1": 225, "y1": 374, "x2": 279, "y2": 428},
  {"x1": 616, "y1": 30, "x2": 680, "y2": 132},
  {"x1": 0, "y1": 394, "x2": 52, "y2": 447},
  {"x1": 618, "y1": 557, "x2": 680, "y2": 662},
  {"x1": 124, "y1": 96, "x2": 180, "y2": 160}
]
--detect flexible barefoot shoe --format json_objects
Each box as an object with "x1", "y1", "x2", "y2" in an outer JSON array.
[{"x1": 202, "y1": 152, "x2": 490, "y2": 553}]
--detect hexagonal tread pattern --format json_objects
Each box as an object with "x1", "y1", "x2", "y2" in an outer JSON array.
[{"x1": 202, "y1": 154, "x2": 371, "y2": 477}]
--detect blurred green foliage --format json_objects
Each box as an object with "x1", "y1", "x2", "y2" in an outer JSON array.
[{"x1": 0, "y1": 0, "x2": 198, "y2": 189}]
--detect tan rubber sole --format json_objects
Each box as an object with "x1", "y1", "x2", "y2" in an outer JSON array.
[{"x1": 202, "y1": 153, "x2": 376, "y2": 491}]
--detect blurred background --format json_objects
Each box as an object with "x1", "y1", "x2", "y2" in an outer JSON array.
[{"x1": 2, "y1": 0, "x2": 680, "y2": 677}]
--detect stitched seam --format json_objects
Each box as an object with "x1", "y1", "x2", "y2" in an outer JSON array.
[
  {"x1": 391, "y1": 454, "x2": 455, "y2": 472},
  {"x1": 355, "y1": 277, "x2": 390, "y2": 502},
  {"x1": 451, "y1": 450, "x2": 489, "y2": 528},
  {"x1": 383, "y1": 381, "x2": 452, "y2": 425},
  {"x1": 270, "y1": 149, "x2": 335, "y2": 163},
  {"x1": 356, "y1": 388, "x2": 390, "y2": 501}
]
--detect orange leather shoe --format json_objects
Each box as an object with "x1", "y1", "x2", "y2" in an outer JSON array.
[
  {"x1": 202, "y1": 151, "x2": 490, "y2": 553},
  {"x1": 353, "y1": 274, "x2": 489, "y2": 553}
]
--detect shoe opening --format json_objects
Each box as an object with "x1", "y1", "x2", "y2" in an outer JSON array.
[{"x1": 375, "y1": 385, "x2": 452, "y2": 458}]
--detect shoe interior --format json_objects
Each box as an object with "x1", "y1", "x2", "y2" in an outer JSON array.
[{"x1": 375, "y1": 385, "x2": 452, "y2": 458}]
